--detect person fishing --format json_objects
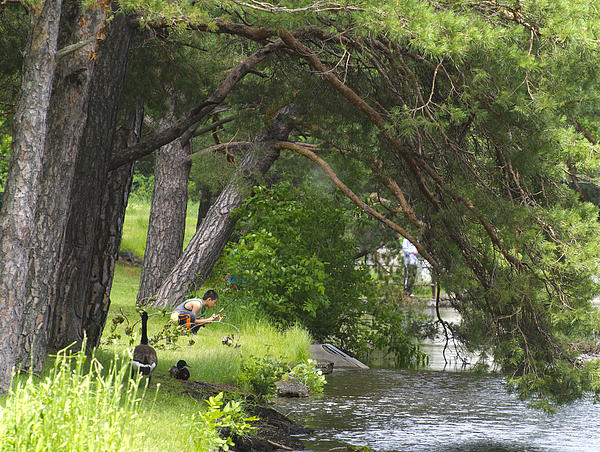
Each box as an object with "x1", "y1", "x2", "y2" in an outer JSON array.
[{"x1": 171, "y1": 290, "x2": 221, "y2": 334}]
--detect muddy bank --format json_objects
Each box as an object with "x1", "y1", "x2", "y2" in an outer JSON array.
[{"x1": 184, "y1": 380, "x2": 311, "y2": 451}]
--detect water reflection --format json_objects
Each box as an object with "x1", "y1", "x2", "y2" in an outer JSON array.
[
  {"x1": 273, "y1": 369, "x2": 600, "y2": 451},
  {"x1": 419, "y1": 304, "x2": 494, "y2": 372}
]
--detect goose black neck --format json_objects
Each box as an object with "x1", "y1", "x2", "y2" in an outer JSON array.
[{"x1": 141, "y1": 313, "x2": 149, "y2": 345}]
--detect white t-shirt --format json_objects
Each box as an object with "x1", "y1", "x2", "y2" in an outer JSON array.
[{"x1": 402, "y1": 238, "x2": 418, "y2": 266}]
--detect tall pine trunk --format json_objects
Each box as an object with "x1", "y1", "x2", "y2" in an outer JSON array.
[
  {"x1": 152, "y1": 105, "x2": 297, "y2": 306},
  {"x1": 18, "y1": 0, "x2": 111, "y2": 372},
  {"x1": 0, "y1": 0, "x2": 63, "y2": 392},
  {"x1": 48, "y1": 11, "x2": 134, "y2": 351},
  {"x1": 137, "y1": 105, "x2": 191, "y2": 304},
  {"x1": 80, "y1": 107, "x2": 142, "y2": 348}
]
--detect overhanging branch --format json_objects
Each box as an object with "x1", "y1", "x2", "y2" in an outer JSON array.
[
  {"x1": 109, "y1": 39, "x2": 283, "y2": 170},
  {"x1": 280, "y1": 28, "x2": 524, "y2": 271},
  {"x1": 276, "y1": 141, "x2": 438, "y2": 268}
]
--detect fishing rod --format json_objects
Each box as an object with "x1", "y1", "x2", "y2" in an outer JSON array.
[{"x1": 214, "y1": 295, "x2": 238, "y2": 320}]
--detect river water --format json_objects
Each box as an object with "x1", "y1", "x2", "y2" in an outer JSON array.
[{"x1": 273, "y1": 306, "x2": 600, "y2": 451}]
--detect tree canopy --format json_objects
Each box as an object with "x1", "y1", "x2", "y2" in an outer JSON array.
[{"x1": 1, "y1": 0, "x2": 600, "y2": 408}]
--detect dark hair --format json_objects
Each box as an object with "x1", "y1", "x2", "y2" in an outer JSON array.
[{"x1": 203, "y1": 289, "x2": 218, "y2": 301}]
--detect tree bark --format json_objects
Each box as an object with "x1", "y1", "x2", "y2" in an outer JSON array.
[
  {"x1": 81, "y1": 107, "x2": 142, "y2": 349},
  {"x1": 151, "y1": 105, "x2": 297, "y2": 307},
  {"x1": 137, "y1": 128, "x2": 191, "y2": 304},
  {"x1": 48, "y1": 10, "x2": 134, "y2": 351},
  {"x1": 47, "y1": 28, "x2": 282, "y2": 348},
  {"x1": 0, "y1": 0, "x2": 63, "y2": 392},
  {"x1": 18, "y1": 0, "x2": 111, "y2": 372}
]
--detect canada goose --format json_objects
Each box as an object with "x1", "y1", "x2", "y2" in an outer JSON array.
[
  {"x1": 132, "y1": 311, "x2": 157, "y2": 383},
  {"x1": 168, "y1": 360, "x2": 190, "y2": 380}
]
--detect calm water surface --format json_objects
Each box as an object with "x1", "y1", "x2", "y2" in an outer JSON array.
[
  {"x1": 273, "y1": 369, "x2": 600, "y2": 451},
  {"x1": 273, "y1": 306, "x2": 600, "y2": 451}
]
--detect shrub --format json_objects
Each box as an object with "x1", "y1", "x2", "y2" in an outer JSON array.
[
  {"x1": 288, "y1": 359, "x2": 327, "y2": 393},
  {"x1": 209, "y1": 182, "x2": 372, "y2": 342},
  {"x1": 236, "y1": 355, "x2": 288, "y2": 401},
  {"x1": 186, "y1": 392, "x2": 256, "y2": 452}
]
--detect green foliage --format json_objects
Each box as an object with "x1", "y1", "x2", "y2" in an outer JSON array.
[
  {"x1": 364, "y1": 301, "x2": 429, "y2": 369},
  {"x1": 103, "y1": 307, "x2": 198, "y2": 349},
  {"x1": 288, "y1": 358, "x2": 327, "y2": 394},
  {"x1": 130, "y1": 172, "x2": 155, "y2": 202},
  {"x1": 0, "y1": 345, "x2": 142, "y2": 451},
  {"x1": 4, "y1": 0, "x2": 598, "y2": 410},
  {"x1": 237, "y1": 355, "x2": 288, "y2": 401},
  {"x1": 0, "y1": 133, "x2": 10, "y2": 189},
  {"x1": 206, "y1": 182, "x2": 430, "y2": 368},
  {"x1": 186, "y1": 392, "x2": 257, "y2": 452},
  {"x1": 209, "y1": 182, "x2": 372, "y2": 342}
]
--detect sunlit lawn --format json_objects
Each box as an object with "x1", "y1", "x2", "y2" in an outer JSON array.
[
  {"x1": 1, "y1": 199, "x2": 313, "y2": 451},
  {"x1": 102, "y1": 261, "x2": 312, "y2": 450}
]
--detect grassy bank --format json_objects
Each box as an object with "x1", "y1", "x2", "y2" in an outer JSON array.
[
  {"x1": 1, "y1": 199, "x2": 315, "y2": 451},
  {"x1": 1, "y1": 263, "x2": 313, "y2": 451},
  {"x1": 103, "y1": 262, "x2": 312, "y2": 450}
]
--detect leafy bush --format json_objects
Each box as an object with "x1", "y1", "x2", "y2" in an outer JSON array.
[
  {"x1": 186, "y1": 392, "x2": 256, "y2": 452},
  {"x1": 207, "y1": 182, "x2": 430, "y2": 368},
  {"x1": 209, "y1": 182, "x2": 372, "y2": 342},
  {"x1": 363, "y1": 298, "x2": 429, "y2": 368},
  {"x1": 0, "y1": 346, "x2": 142, "y2": 451},
  {"x1": 288, "y1": 359, "x2": 327, "y2": 393},
  {"x1": 236, "y1": 355, "x2": 288, "y2": 400}
]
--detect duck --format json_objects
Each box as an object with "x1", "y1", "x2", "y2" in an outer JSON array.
[
  {"x1": 131, "y1": 311, "x2": 158, "y2": 383},
  {"x1": 169, "y1": 359, "x2": 190, "y2": 380}
]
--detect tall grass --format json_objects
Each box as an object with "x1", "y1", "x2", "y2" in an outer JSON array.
[{"x1": 0, "y1": 346, "x2": 143, "y2": 451}]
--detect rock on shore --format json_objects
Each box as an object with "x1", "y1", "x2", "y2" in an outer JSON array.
[{"x1": 184, "y1": 380, "x2": 311, "y2": 451}]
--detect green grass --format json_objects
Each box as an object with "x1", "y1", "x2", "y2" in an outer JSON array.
[
  {"x1": 105, "y1": 262, "x2": 312, "y2": 382},
  {"x1": 1, "y1": 263, "x2": 313, "y2": 451},
  {"x1": 0, "y1": 347, "x2": 143, "y2": 451},
  {"x1": 1, "y1": 199, "x2": 314, "y2": 452},
  {"x1": 99, "y1": 262, "x2": 313, "y2": 450},
  {"x1": 120, "y1": 200, "x2": 200, "y2": 258}
]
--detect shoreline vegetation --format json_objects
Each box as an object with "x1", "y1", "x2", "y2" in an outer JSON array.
[
  {"x1": 0, "y1": 198, "x2": 379, "y2": 451},
  {"x1": 1, "y1": 197, "x2": 326, "y2": 450},
  {"x1": 0, "y1": 261, "x2": 320, "y2": 451}
]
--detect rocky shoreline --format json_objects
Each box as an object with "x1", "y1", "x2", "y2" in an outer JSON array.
[
  {"x1": 182, "y1": 352, "x2": 365, "y2": 451},
  {"x1": 184, "y1": 380, "x2": 311, "y2": 451}
]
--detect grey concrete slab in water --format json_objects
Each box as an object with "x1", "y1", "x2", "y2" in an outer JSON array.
[{"x1": 310, "y1": 343, "x2": 369, "y2": 370}]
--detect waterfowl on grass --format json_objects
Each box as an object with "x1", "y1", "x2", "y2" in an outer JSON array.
[
  {"x1": 132, "y1": 311, "x2": 157, "y2": 383},
  {"x1": 169, "y1": 360, "x2": 190, "y2": 380}
]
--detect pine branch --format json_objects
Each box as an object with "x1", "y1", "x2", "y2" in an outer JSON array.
[
  {"x1": 109, "y1": 40, "x2": 283, "y2": 170},
  {"x1": 276, "y1": 141, "x2": 438, "y2": 268},
  {"x1": 188, "y1": 141, "x2": 252, "y2": 159},
  {"x1": 280, "y1": 28, "x2": 525, "y2": 272},
  {"x1": 230, "y1": 0, "x2": 364, "y2": 13}
]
